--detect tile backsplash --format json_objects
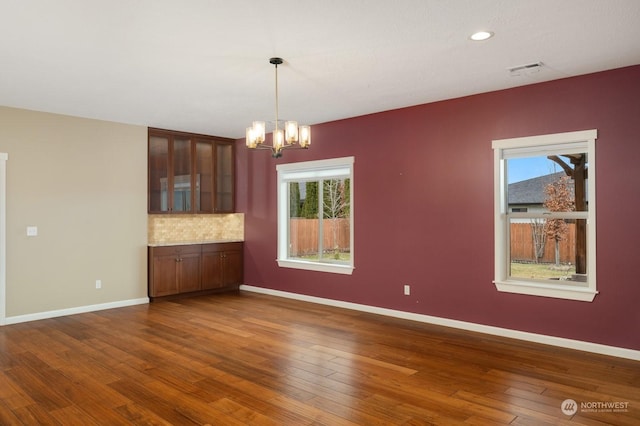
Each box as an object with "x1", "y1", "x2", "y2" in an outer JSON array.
[{"x1": 148, "y1": 214, "x2": 244, "y2": 244}]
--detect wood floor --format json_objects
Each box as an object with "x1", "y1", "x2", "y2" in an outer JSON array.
[{"x1": 0, "y1": 291, "x2": 638, "y2": 425}]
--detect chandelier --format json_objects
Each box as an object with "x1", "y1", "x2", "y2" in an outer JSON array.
[{"x1": 246, "y1": 57, "x2": 311, "y2": 158}]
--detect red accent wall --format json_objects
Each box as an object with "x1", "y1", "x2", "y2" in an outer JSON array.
[{"x1": 236, "y1": 65, "x2": 640, "y2": 351}]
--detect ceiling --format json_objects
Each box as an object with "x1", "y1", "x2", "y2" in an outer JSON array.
[{"x1": 2, "y1": 0, "x2": 639, "y2": 139}]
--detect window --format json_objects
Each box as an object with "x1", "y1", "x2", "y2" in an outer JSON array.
[
  {"x1": 277, "y1": 157, "x2": 354, "y2": 274},
  {"x1": 492, "y1": 130, "x2": 597, "y2": 301}
]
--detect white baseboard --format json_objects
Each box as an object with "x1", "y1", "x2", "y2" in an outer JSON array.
[
  {"x1": 4, "y1": 297, "x2": 149, "y2": 325},
  {"x1": 240, "y1": 285, "x2": 640, "y2": 361}
]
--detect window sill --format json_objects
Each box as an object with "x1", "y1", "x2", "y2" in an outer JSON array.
[
  {"x1": 277, "y1": 259, "x2": 354, "y2": 275},
  {"x1": 494, "y1": 280, "x2": 597, "y2": 302}
]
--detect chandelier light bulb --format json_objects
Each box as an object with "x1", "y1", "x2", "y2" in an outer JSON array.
[
  {"x1": 252, "y1": 121, "x2": 265, "y2": 144},
  {"x1": 245, "y1": 127, "x2": 255, "y2": 148},
  {"x1": 285, "y1": 121, "x2": 298, "y2": 143},
  {"x1": 274, "y1": 129, "x2": 285, "y2": 151},
  {"x1": 299, "y1": 125, "x2": 311, "y2": 148}
]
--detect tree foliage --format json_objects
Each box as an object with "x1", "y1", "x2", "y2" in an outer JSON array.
[
  {"x1": 543, "y1": 176, "x2": 575, "y2": 242},
  {"x1": 289, "y1": 182, "x2": 301, "y2": 218},
  {"x1": 323, "y1": 179, "x2": 350, "y2": 219},
  {"x1": 543, "y1": 175, "x2": 575, "y2": 266},
  {"x1": 300, "y1": 181, "x2": 318, "y2": 218},
  {"x1": 323, "y1": 178, "x2": 350, "y2": 258}
]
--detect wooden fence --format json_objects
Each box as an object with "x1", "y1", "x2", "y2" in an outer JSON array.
[
  {"x1": 289, "y1": 219, "x2": 573, "y2": 263},
  {"x1": 510, "y1": 222, "x2": 576, "y2": 264},
  {"x1": 289, "y1": 218, "x2": 350, "y2": 256}
]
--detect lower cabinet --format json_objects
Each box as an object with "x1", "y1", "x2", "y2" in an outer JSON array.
[
  {"x1": 201, "y1": 243, "x2": 244, "y2": 290},
  {"x1": 148, "y1": 242, "x2": 243, "y2": 299}
]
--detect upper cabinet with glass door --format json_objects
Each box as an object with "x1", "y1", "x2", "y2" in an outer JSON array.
[{"x1": 148, "y1": 128, "x2": 235, "y2": 214}]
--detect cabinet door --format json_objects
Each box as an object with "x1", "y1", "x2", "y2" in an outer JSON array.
[
  {"x1": 179, "y1": 252, "x2": 201, "y2": 293},
  {"x1": 149, "y1": 135, "x2": 170, "y2": 213},
  {"x1": 201, "y1": 250, "x2": 224, "y2": 290},
  {"x1": 172, "y1": 137, "x2": 193, "y2": 212},
  {"x1": 195, "y1": 140, "x2": 214, "y2": 213},
  {"x1": 151, "y1": 254, "x2": 179, "y2": 297},
  {"x1": 148, "y1": 134, "x2": 193, "y2": 213},
  {"x1": 215, "y1": 142, "x2": 235, "y2": 213},
  {"x1": 223, "y1": 250, "x2": 243, "y2": 286}
]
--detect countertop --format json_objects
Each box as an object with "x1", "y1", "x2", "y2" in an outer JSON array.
[{"x1": 148, "y1": 239, "x2": 243, "y2": 247}]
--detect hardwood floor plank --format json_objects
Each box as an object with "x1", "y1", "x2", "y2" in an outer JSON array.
[
  {"x1": 267, "y1": 394, "x2": 362, "y2": 426},
  {"x1": 11, "y1": 404, "x2": 63, "y2": 426},
  {"x1": 311, "y1": 344, "x2": 419, "y2": 376},
  {"x1": 48, "y1": 405, "x2": 103, "y2": 426},
  {"x1": 193, "y1": 377, "x2": 315, "y2": 425},
  {"x1": 0, "y1": 370, "x2": 35, "y2": 410},
  {"x1": 363, "y1": 393, "x2": 439, "y2": 425},
  {"x1": 0, "y1": 403, "x2": 23, "y2": 425},
  {"x1": 453, "y1": 389, "x2": 571, "y2": 424},
  {"x1": 114, "y1": 403, "x2": 174, "y2": 426},
  {"x1": 308, "y1": 394, "x2": 405, "y2": 425},
  {"x1": 207, "y1": 397, "x2": 281, "y2": 426},
  {"x1": 108, "y1": 379, "x2": 203, "y2": 425},
  {"x1": 4, "y1": 365, "x2": 71, "y2": 412}
]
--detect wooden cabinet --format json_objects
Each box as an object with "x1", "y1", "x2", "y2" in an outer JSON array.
[
  {"x1": 148, "y1": 242, "x2": 243, "y2": 299},
  {"x1": 148, "y1": 128, "x2": 235, "y2": 214},
  {"x1": 201, "y1": 242, "x2": 243, "y2": 290},
  {"x1": 148, "y1": 244, "x2": 202, "y2": 297}
]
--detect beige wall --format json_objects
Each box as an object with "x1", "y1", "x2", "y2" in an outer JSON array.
[{"x1": 0, "y1": 107, "x2": 148, "y2": 317}]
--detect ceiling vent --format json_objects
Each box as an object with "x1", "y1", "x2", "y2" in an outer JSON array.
[{"x1": 508, "y1": 62, "x2": 544, "y2": 77}]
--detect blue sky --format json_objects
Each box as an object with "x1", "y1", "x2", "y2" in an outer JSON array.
[{"x1": 507, "y1": 157, "x2": 562, "y2": 183}]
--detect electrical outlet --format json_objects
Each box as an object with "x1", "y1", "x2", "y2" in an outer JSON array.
[
  {"x1": 95, "y1": 279, "x2": 102, "y2": 289},
  {"x1": 403, "y1": 284, "x2": 410, "y2": 296}
]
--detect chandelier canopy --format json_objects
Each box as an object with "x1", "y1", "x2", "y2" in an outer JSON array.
[{"x1": 246, "y1": 57, "x2": 311, "y2": 158}]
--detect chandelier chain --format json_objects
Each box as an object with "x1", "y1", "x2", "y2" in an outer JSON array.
[{"x1": 274, "y1": 62, "x2": 279, "y2": 132}]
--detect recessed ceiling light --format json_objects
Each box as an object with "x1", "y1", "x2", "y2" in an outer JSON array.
[{"x1": 470, "y1": 31, "x2": 494, "y2": 41}]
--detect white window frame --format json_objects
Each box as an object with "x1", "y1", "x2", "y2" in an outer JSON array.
[
  {"x1": 492, "y1": 130, "x2": 597, "y2": 302},
  {"x1": 277, "y1": 156, "x2": 354, "y2": 275}
]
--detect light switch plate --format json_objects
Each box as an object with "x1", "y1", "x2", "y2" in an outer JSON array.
[{"x1": 26, "y1": 226, "x2": 38, "y2": 236}]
